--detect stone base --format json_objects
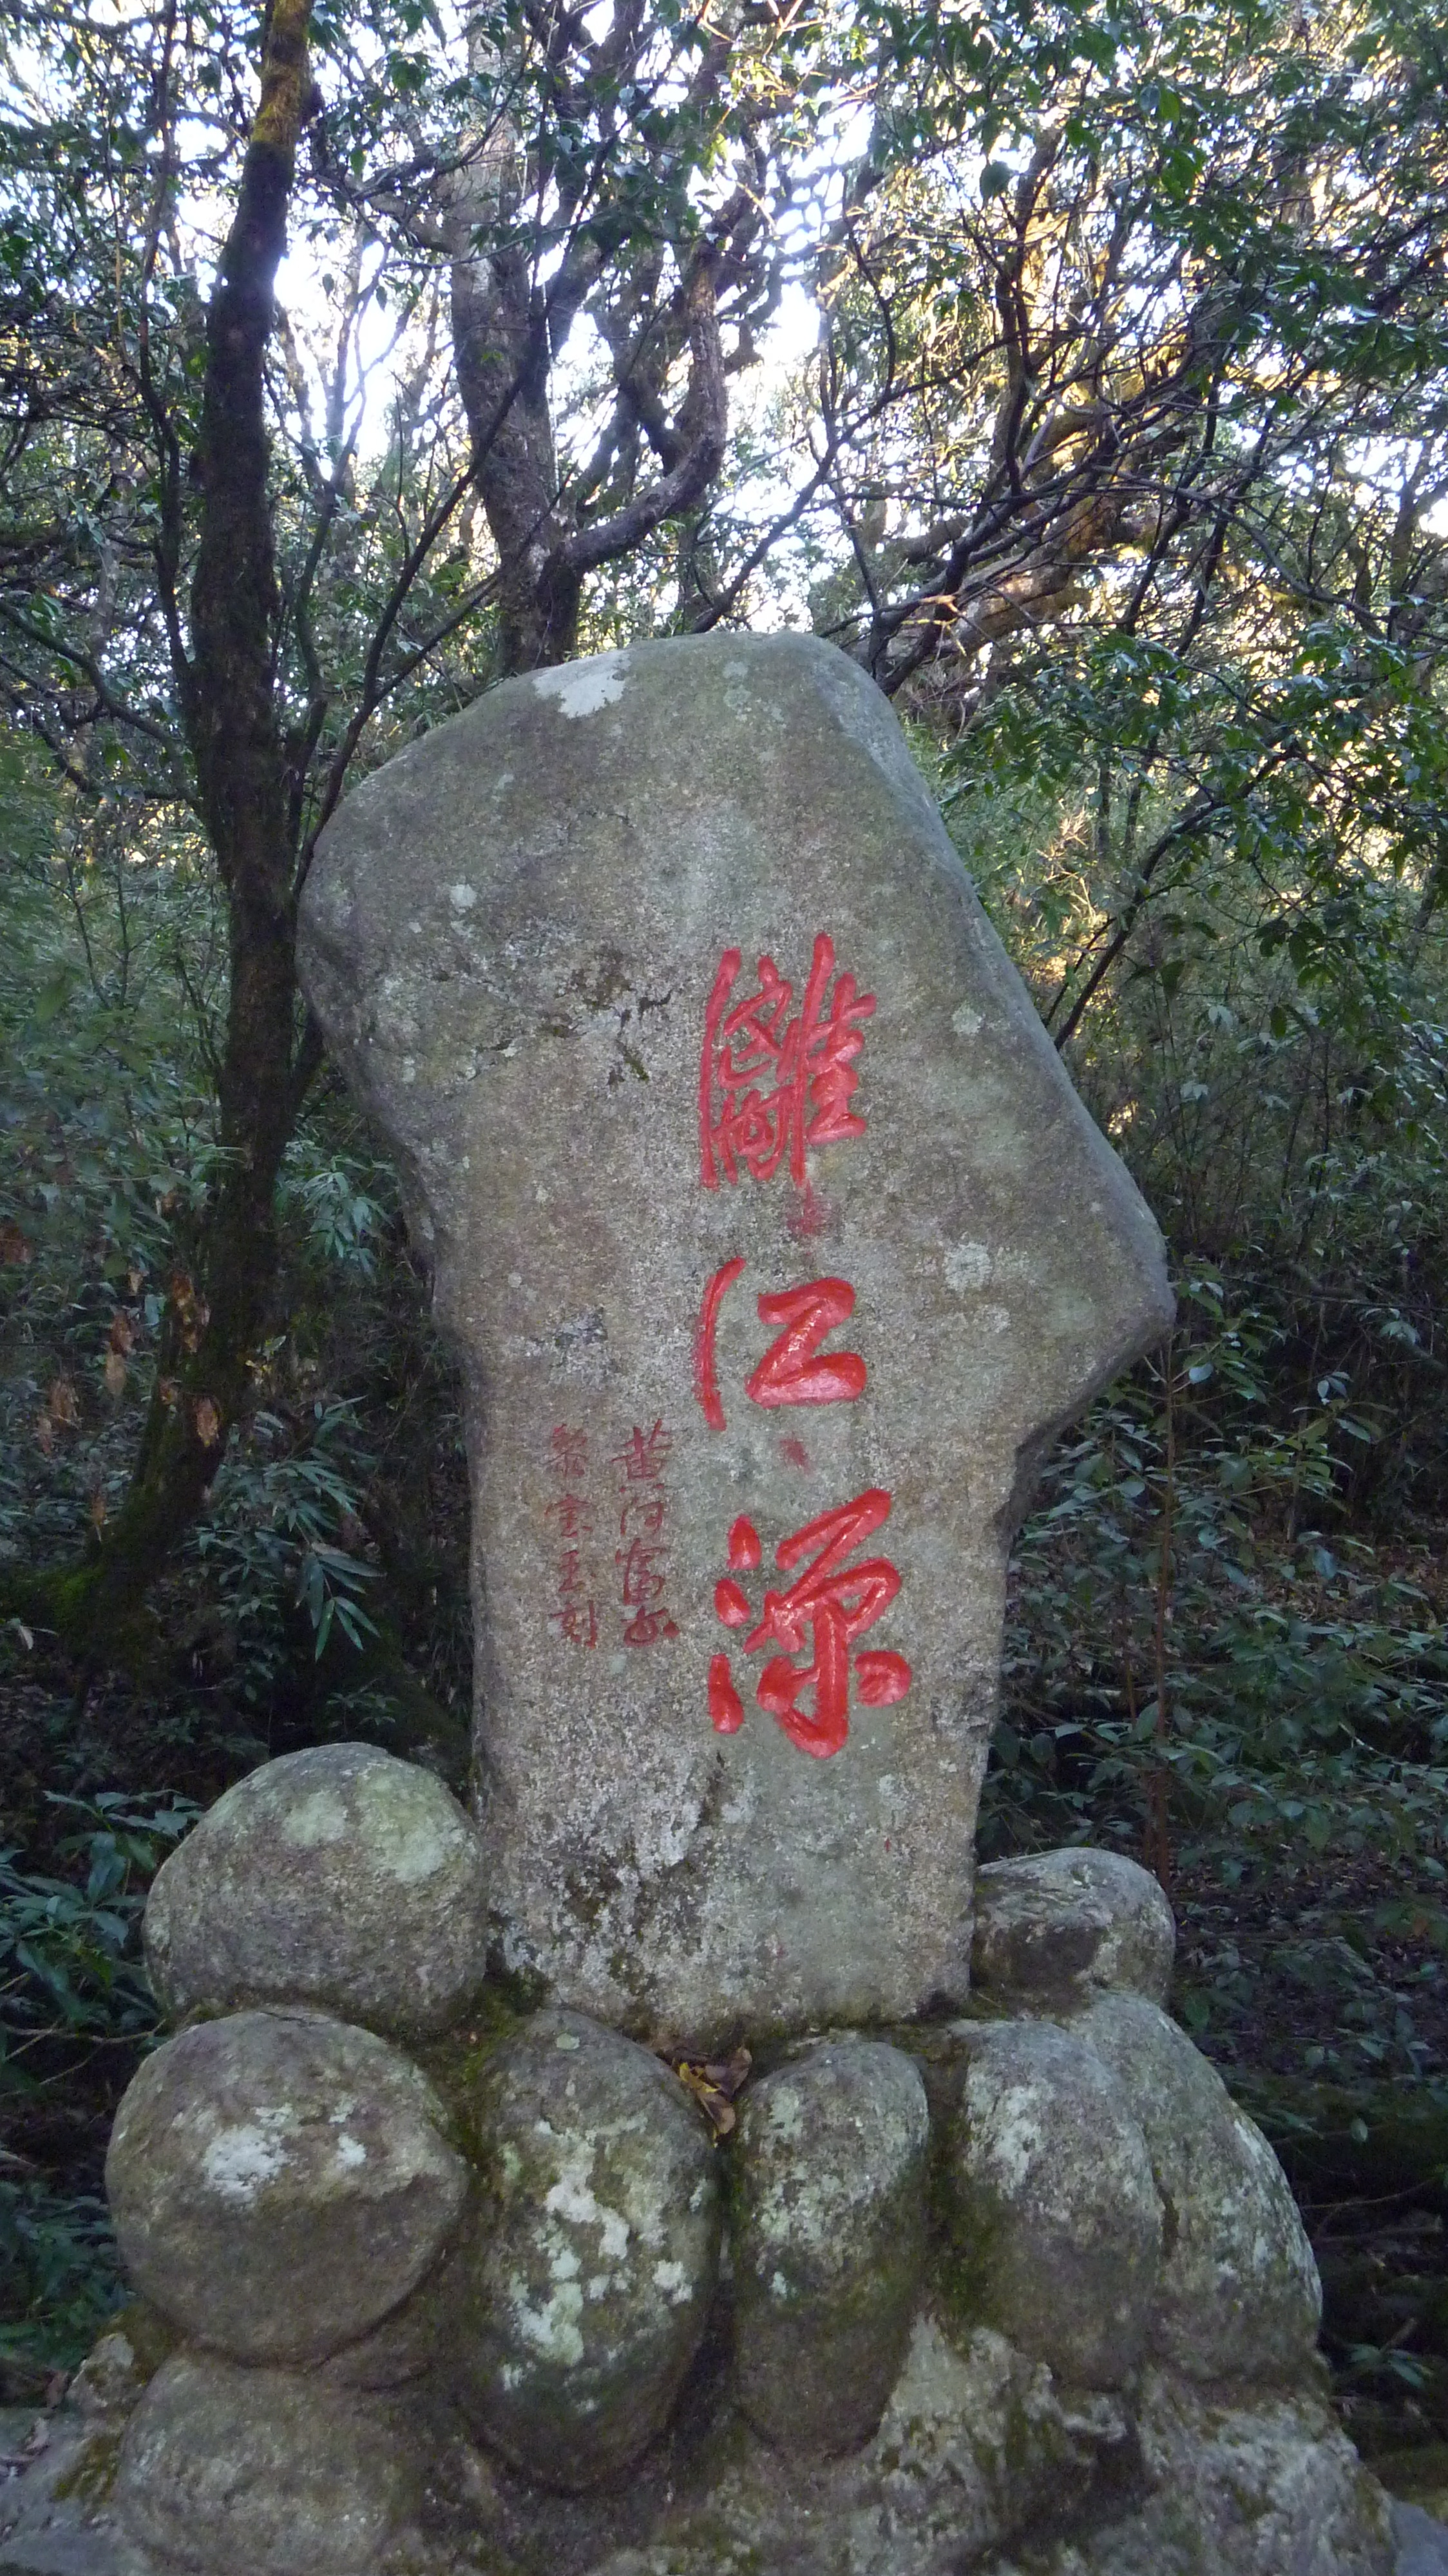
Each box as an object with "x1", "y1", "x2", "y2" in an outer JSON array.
[
  {"x1": 0, "y1": 2336, "x2": 1402, "y2": 2576},
  {"x1": 39, "y1": 1811, "x2": 1419, "y2": 2576}
]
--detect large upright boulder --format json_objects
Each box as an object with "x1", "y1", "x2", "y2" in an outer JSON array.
[{"x1": 298, "y1": 634, "x2": 1172, "y2": 2045}]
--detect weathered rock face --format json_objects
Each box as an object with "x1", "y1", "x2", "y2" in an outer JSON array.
[
  {"x1": 144, "y1": 1742, "x2": 489, "y2": 2041},
  {"x1": 297, "y1": 632, "x2": 1172, "y2": 2045},
  {"x1": 730, "y1": 2036, "x2": 929, "y2": 2454},
  {"x1": 114, "y1": 2352, "x2": 422, "y2": 2576},
  {"x1": 1076, "y1": 1992, "x2": 1322, "y2": 2382},
  {"x1": 941, "y1": 2020, "x2": 1163, "y2": 2389},
  {"x1": 987, "y1": 2369, "x2": 1395, "y2": 2575},
  {"x1": 971, "y1": 1846, "x2": 1176, "y2": 2011},
  {"x1": 105, "y1": 2009, "x2": 468, "y2": 2365},
  {"x1": 452, "y1": 2009, "x2": 720, "y2": 2486}
]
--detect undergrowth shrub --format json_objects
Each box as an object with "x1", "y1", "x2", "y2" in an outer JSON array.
[{"x1": 0, "y1": 1792, "x2": 194, "y2": 2376}]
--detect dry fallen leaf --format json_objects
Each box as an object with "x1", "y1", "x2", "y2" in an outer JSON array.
[
  {"x1": 103, "y1": 1349, "x2": 128, "y2": 1397},
  {"x1": 194, "y1": 1394, "x2": 222, "y2": 1447},
  {"x1": 670, "y1": 2046, "x2": 752, "y2": 2138},
  {"x1": 89, "y1": 1488, "x2": 107, "y2": 1531},
  {"x1": 108, "y1": 1310, "x2": 135, "y2": 1354}
]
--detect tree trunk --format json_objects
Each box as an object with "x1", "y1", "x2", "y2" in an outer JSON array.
[
  {"x1": 450, "y1": 243, "x2": 583, "y2": 672},
  {"x1": 6, "y1": 0, "x2": 319, "y2": 1658}
]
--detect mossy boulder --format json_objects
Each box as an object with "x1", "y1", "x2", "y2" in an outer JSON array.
[
  {"x1": 730, "y1": 2036, "x2": 929, "y2": 2456},
  {"x1": 971, "y1": 1846, "x2": 1176, "y2": 2012},
  {"x1": 1076, "y1": 1992, "x2": 1322, "y2": 2383},
  {"x1": 986, "y1": 2369, "x2": 1395, "y2": 2575},
  {"x1": 114, "y1": 2351, "x2": 422, "y2": 2575},
  {"x1": 106, "y1": 2008, "x2": 468, "y2": 2365},
  {"x1": 450, "y1": 2009, "x2": 720, "y2": 2488},
  {"x1": 144, "y1": 1742, "x2": 489, "y2": 2041},
  {"x1": 939, "y1": 2018, "x2": 1162, "y2": 2389}
]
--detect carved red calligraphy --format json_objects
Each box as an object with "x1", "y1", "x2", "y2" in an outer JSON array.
[
  {"x1": 709, "y1": 1491, "x2": 913, "y2": 1759},
  {"x1": 546, "y1": 1424, "x2": 596, "y2": 1647},
  {"x1": 700, "y1": 933, "x2": 875, "y2": 1191},
  {"x1": 696, "y1": 930, "x2": 908, "y2": 1756},
  {"x1": 694, "y1": 1264, "x2": 866, "y2": 1432},
  {"x1": 613, "y1": 1419, "x2": 680, "y2": 1646}
]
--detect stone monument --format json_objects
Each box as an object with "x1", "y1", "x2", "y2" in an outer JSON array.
[
  {"x1": 296, "y1": 629, "x2": 1170, "y2": 2043},
  {"x1": 1, "y1": 636, "x2": 1404, "y2": 2576}
]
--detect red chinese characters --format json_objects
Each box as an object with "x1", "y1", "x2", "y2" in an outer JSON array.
[
  {"x1": 700, "y1": 933, "x2": 875, "y2": 1191},
  {"x1": 709, "y1": 1492, "x2": 913, "y2": 1759},
  {"x1": 546, "y1": 1425, "x2": 597, "y2": 1647},
  {"x1": 613, "y1": 1419, "x2": 680, "y2": 1647},
  {"x1": 695, "y1": 929, "x2": 908, "y2": 1757},
  {"x1": 694, "y1": 1262, "x2": 866, "y2": 1431}
]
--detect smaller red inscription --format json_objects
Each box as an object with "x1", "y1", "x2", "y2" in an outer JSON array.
[
  {"x1": 546, "y1": 1424, "x2": 598, "y2": 1648},
  {"x1": 614, "y1": 1419, "x2": 674, "y2": 1484},
  {"x1": 612, "y1": 1420, "x2": 680, "y2": 1646},
  {"x1": 549, "y1": 1427, "x2": 589, "y2": 1482}
]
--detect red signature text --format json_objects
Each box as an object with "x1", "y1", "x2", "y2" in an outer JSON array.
[
  {"x1": 613, "y1": 1419, "x2": 680, "y2": 1647},
  {"x1": 546, "y1": 1424, "x2": 597, "y2": 1647}
]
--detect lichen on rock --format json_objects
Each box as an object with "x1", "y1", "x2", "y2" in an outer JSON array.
[
  {"x1": 730, "y1": 2035, "x2": 930, "y2": 2455},
  {"x1": 938, "y1": 2019, "x2": 1162, "y2": 2389},
  {"x1": 450, "y1": 2008, "x2": 721, "y2": 2487},
  {"x1": 1073, "y1": 1993, "x2": 1322, "y2": 2383},
  {"x1": 105, "y1": 2008, "x2": 468, "y2": 2365},
  {"x1": 143, "y1": 1741, "x2": 490, "y2": 2041}
]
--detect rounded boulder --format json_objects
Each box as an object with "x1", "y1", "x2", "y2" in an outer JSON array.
[
  {"x1": 942, "y1": 2018, "x2": 1163, "y2": 2388},
  {"x1": 1078, "y1": 1991, "x2": 1322, "y2": 2382},
  {"x1": 115, "y1": 2350, "x2": 421, "y2": 2576},
  {"x1": 144, "y1": 1741, "x2": 489, "y2": 2040},
  {"x1": 730, "y1": 2037, "x2": 930, "y2": 2456},
  {"x1": 106, "y1": 2008, "x2": 468, "y2": 2365},
  {"x1": 971, "y1": 1845, "x2": 1176, "y2": 2011},
  {"x1": 452, "y1": 2009, "x2": 720, "y2": 2488}
]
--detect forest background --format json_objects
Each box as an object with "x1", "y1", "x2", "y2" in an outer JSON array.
[{"x1": 2, "y1": 0, "x2": 1447, "y2": 2495}]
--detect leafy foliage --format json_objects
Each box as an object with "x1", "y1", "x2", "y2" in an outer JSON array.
[{"x1": 1, "y1": 1795, "x2": 195, "y2": 2088}]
